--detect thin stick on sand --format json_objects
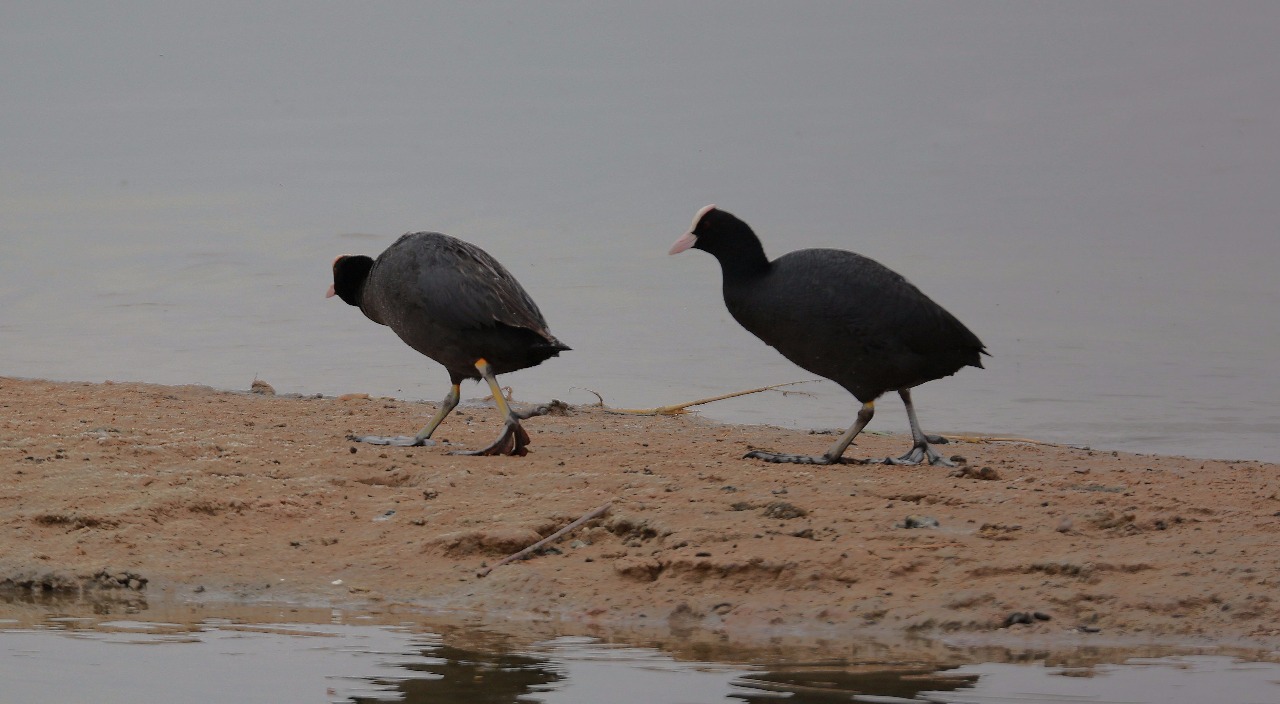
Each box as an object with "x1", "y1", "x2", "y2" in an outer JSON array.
[
  {"x1": 569, "y1": 387, "x2": 606, "y2": 407},
  {"x1": 476, "y1": 502, "x2": 613, "y2": 578},
  {"x1": 606, "y1": 380, "x2": 820, "y2": 416},
  {"x1": 947, "y1": 435, "x2": 1059, "y2": 447}
]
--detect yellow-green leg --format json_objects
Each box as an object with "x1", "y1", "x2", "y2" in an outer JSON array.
[
  {"x1": 450, "y1": 359, "x2": 547, "y2": 457},
  {"x1": 349, "y1": 383, "x2": 460, "y2": 447},
  {"x1": 412, "y1": 383, "x2": 460, "y2": 443}
]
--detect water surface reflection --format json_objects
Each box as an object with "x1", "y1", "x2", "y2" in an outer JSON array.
[{"x1": 1, "y1": 603, "x2": 1277, "y2": 704}]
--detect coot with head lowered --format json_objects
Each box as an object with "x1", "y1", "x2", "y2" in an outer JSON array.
[
  {"x1": 669, "y1": 205, "x2": 986, "y2": 466},
  {"x1": 328, "y1": 232, "x2": 570, "y2": 456}
]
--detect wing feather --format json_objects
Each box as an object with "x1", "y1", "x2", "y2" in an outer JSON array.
[{"x1": 370, "y1": 232, "x2": 556, "y2": 340}]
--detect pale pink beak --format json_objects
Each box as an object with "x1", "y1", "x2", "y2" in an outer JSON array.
[{"x1": 668, "y1": 232, "x2": 697, "y2": 255}]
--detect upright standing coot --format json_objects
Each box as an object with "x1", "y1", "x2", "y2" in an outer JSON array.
[
  {"x1": 328, "y1": 232, "x2": 570, "y2": 456},
  {"x1": 669, "y1": 205, "x2": 986, "y2": 466}
]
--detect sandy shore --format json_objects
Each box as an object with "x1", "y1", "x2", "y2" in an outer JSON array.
[{"x1": 2, "y1": 376, "x2": 1278, "y2": 658}]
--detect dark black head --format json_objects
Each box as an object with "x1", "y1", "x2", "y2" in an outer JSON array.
[
  {"x1": 668, "y1": 205, "x2": 768, "y2": 274},
  {"x1": 326, "y1": 254, "x2": 374, "y2": 307}
]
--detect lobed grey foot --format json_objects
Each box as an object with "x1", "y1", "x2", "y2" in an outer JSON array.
[
  {"x1": 885, "y1": 442, "x2": 954, "y2": 466},
  {"x1": 449, "y1": 420, "x2": 532, "y2": 457},
  {"x1": 347, "y1": 434, "x2": 436, "y2": 447},
  {"x1": 744, "y1": 450, "x2": 847, "y2": 465}
]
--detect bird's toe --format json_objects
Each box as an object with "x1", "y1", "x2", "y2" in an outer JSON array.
[
  {"x1": 450, "y1": 423, "x2": 526, "y2": 456},
  {"x1": 347, "y1": 434, "x2": 434, "y2": 447},
  {"x1": 886, "y1": 443, "x2": 954, "y2": 467},
  {"x1": 745, "y1": 450, "x2": 835, "y2": 465}
]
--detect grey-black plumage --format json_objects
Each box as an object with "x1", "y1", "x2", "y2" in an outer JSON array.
[
  {"x1": 669, "y1": 205, "x2": 986, "y2": 465},
  {"x1": 329, "y1": 232, "x2": 569, "y2": 456}
]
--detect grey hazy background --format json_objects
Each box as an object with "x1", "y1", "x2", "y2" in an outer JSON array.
[{"x1": 2, "y1": 2, "x2": 1278, "y2": 461}]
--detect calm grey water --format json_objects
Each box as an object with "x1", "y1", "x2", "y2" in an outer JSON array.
[
  {"x1": 3, "y1": 3, "x2": 1278, "y2": 461},
  {"x1": 2, "y1": 607, "x2": 1279, "y2": 704}
]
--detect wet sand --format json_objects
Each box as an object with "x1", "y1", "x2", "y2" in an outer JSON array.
[{"x1": 3, "y1": 377, "x2": 1278, "y2": 657}]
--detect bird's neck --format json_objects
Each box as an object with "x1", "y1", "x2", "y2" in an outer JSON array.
[{"x1": 712, "y1": 236, "x2": 771, "y2": 281}]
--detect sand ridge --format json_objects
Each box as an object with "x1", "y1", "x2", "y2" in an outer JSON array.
[{"x1": 2, "y1": 377, "x2": 1278, "y2": 653}]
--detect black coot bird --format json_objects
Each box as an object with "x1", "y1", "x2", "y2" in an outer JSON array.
[
  {"x1": 328, "y1": 232, "x2": 569, "y2": 456},
  {"x1": 669, "y1": 206, "x2": 986, "y2": 466}
]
